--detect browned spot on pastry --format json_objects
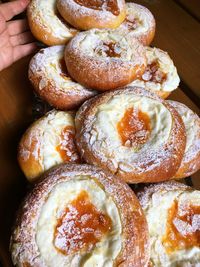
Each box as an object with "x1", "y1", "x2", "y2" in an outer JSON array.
[
  {"x1": 74, "y1": 0, "x2": 120, "y2": 16},
  {"x1": 117, "y1": 107, "x2": 151, "y2": 148},
  {"x1": 163, "y1": 200, "x2": 200, "y2": 253},
  {"x1": 104, "y1": 42, "x2": 121, "y2": 58},
  {"x1": 54, "y1": 190, "x2": 112, "y2": 255},
  {"x1": 23, "y1": 263, "x2": 32, "y2": 267},
  {"x1": 56, "y1": 126, "x2": 80, "y2": 163},
  {"x1": 59, "y1": 57, "x2": 70, "y2": 79},
  {"x1": 124, "y1": 17, "x2": 140, "y2": 30},
  {"x1": 142, "y1": 61, "x2": 167, "y2": 83}
]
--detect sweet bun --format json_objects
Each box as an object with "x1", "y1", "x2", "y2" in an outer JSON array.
[
  {"x1": 10, "y1": 164, "x2": 150, "y2": 267},
  {"x1": 137, "y1": 181, "x2": 200, "y2": 266},
  {"x1": 57, "y1": 0, "x2": 126, "y2": 30},
  {"x1": 18, "y1": 110, "x2": 80, "y2": 182},
  {"x1": 65, "y1": 30, "x2": 147, "y2": 91},
  {"x1": 29, "y1": 46, "x2": 97, "y2": 110},
  {"x1": 116, "y1": 3, "x2": 155, "y2": 46},
  {"x1": 129, "y1": 47, "x2": 180, "y2": 99},
  {"x1": 168, "y1": 101, "x2": 200, "y2": 179},
  {"x1": 27, "y1": 0, "x2": 77, "y2": 45},
  {"x1": 75, "y1": 87, "x2": 186, "y2": 183}
]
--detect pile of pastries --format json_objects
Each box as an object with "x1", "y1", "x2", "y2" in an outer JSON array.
[{"x1": 10, "y1": 0, "x2": 200, "y2": 266}]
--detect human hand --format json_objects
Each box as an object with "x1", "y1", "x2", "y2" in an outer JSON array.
[{"x1": 0, "y1": 0, "x2": 37, "y2": 72}]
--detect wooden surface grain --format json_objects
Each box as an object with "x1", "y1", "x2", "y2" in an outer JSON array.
[
  {"x1": 175, "y1": 0, "x2": 200, "y2": 21},
  {"x1": 0, "y1": 0, "x2": 200, "y2": 266}
]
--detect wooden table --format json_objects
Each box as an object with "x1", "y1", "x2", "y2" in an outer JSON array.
[{"x1": 0, "y1": 0, "x2": 200, "y2": 266}]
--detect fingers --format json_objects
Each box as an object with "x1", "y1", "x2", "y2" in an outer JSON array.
[
  {"x1": 0, "y1": 0, "x2": 30, "y2": 21},
  {"x1": 7, "y1": 19, "x2": 29, "y2": 35},
  {"x1": 10, "y1": 31, "x2": 35, "y2": 46},
  {"x1": 13, "y1": 42, "x2": 37, "y2": 62}
]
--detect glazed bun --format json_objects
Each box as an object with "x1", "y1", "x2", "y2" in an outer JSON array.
[
  {"x1": 168, "y1": 101, "x2": 200, "y2": 178},
  {"x1": 75, "y1": 87, "x2": 186, "y2": 183},
  {"x1": 57, "y1": 0, "x2": 126, "y2": 30},
  {"x1": 10, "y1": 164, "x2": 150, "y2": 267},
  {"x1": 115, "y1": 3, "x2": 156, "y2": 45},
  {"x1": 65, "y1": 30, "x2": 147, "y2": 91},
  {"x1": 129, "y1": 47, "x2": 180, "y2": 99},
  {"x1": 29, "y1": 46, "x2": 97, "y2": 110},
  {"x1": 137, "y1": 181, "x2": 200, "y2": 266},
  {"x1": 18, "y1": 110, "x2": 80, "y2": 182},
  {"x1": 27, "y1": 0, "x2": 77, "y2": 45}
]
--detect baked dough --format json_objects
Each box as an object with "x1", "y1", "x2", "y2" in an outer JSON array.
[
  {"x1": 115, "y1": 3, "x2": 156, "y2": 45},
  {"x1": 137, "y1": 181, "x2": 200, "y2": 267},
  {"x1": 57, "y1": 0, "x2": 126, "y2": 30},
  {"x1": 10, "y1": 164, "x2": 149, "y2": 267},
  {"x1": 75, "y1": 87, "x2": 186, "y2": 183},
  {"x1": 65, "y1": 30, "x2": 147, "y2": 91},
  {"x1": 27, "y1": 0, "x2": 77, "y2": 45},
  {"x1": 129, "y1": 47, "x2": 180, "y2": 99},
  {"x1": 18, "y1": 110, "x2": 80, "y2": 182},
  {"x1": 29, "y1": 46, "x2": 97, "y2": 110},
  {"x1": 168, "y1": 101, "x2": 200, "y2": 179}
]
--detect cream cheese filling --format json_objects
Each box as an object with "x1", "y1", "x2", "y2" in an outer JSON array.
[
  {"x1": 38, "y1": 110, "x2": 75, "y2": 170},
  {"x1": 91, "y1": 94, "x2": 172, "y2": 166},
  {"x1": 36, "y1": 177, "x2": 122, "y2": 267},
  {"x1": 31, "y1": 0, "x2": 73, "y2": 39},
  {"x1": 145, "y1": 190, "x2": 200, "y2": 267}
]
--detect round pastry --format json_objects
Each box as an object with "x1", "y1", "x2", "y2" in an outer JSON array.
[
  {"x1": 65, "y1": 30, "x2": 147, "y2": 91},
  {"x1": 167, "y1": 101, "x2": 200, "y2": 179},
  {"x1": 57, "y1": 0, "x2": 126, "y2": 30},
  {"x1": 27, "y1": 0, "x2": 77, "y2": 45},
  {"x1": 75, "y1": 87, "x2": 186, "y2": 183},
  {"x1": 18, "y1": 110, "x2": 80, "y2": 182},
  {"x1": 137, "y1": 181, "x2": 200, "y2": 266},
  {"x1": 129, "y1": 47, "x2": 180, "y2": 99},
  {"x1": 115, "y1": 3, "x2": 156, "y2": 46},
  {"x1": 29, "y1": 46, "x2": 97, "y2": 110},
  {"x1": 10, "y1": 164, "x2": 150, "y2": 267}
]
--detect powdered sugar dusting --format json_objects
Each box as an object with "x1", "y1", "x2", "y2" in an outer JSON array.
[{"x1": 28, "y1": 0, "x2": 77, "y2": 41}]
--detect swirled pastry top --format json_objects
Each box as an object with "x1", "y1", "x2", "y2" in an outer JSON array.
[
  {"x1": 137, "y1": 182, "x2": 200, "y2": 267},
  {"x1": 29, "y1": 46, "x2": 96, "y2": 110},
  {"x1": 11, "y1": 164, "x2": 149, "y2": 267},
  {"x1": 27, "y1": 0, "x2": 77, "y2": 45},
  {"x1": 115, "y1": 3, "x2": 155, "y2": 45},
  {"x1": 18, "y1": 110, "x2": 80, "y2": 181},
  {"x1": 75, "y1": 87, "x2": 186, "y2": 183},
  {"x1": 168, "y1": 101, "x2": 200, "y2": 178},
  {"x1": 129, "y1": 47, "x2": 180, "y2": 96}
]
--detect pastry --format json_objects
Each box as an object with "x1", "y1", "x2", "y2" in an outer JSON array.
[
  {"x1": 129, "y1": 47, "x2": 180, "y2": 99},
  {"x1": 27, "y1": 0, "x2": 77, "y2": 45},
  {"x1": 168, "y1": 101, "x2": 200, "y2": 178},
  {"x1": 115, "y1": 3, "x2": 156, "y2": 46},
  {"x1": 29, "y1": 46, "x2": 97, "y2": 110},
  {"x1": 10, "y1": 164, "x2": 150, "y2": 267},
  {"x1": 18, "y1": 110, "x2": 80, "y2": 182},
  {"x1": 65, "y1": 30, "x2": 147, "y2": 91},
  {"x1": 57, "y1": 0, "x2": 126, "y2": 30},
  {"x1": 75, "y1": 87, "x2": 186, "y2": 183},
  {"x1": 137, "y1": 181, "x2": 200, "y2": 266}
]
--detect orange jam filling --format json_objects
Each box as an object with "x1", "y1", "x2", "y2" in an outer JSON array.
[
  {"x1": 58, "y1": 58, "x2": 70, "y2": 79},
  {"x1": 54, "y1": 190, "x2": 112, "y2": 255},
  {"x1": 103, "y1": 42, "x2": 121, "y2": 58},
  {"x1": 56, "y1": 126, "x2": 80, "y2": 163},
  {"x1": 142, "y1": 61, "x2": 167, "y2": 83},
  {"x1": 117, "y1": 107, "x2": 151, "y2": 147},
  {"x1": 124, "y1": 17, "x2": 140, "y2": 30},
  {"x1": 74, "y1": 0, "x2": 120, "y2": 16},
  {"x1": 162, "y1": 200, "x2": 200, "y2": 253}
]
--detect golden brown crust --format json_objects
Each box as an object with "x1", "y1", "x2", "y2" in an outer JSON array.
[
  {"x1": 29, "y1": 46, "x2": 97, "y2": 111},
  {"x1": 57, "y1": 0, "x2": 126, "y2": 30},
  {"x1": 10, "y1": 163, "x2": 150, "y2": 267},
  {"x1": 75, "y1": 87, "x2": 186, "y2": 183},
  {"x1": 65, "y1": 30, "x2": 147, "y2": 91},
  {"x1": 168, "y1": 101, "x2": 200, "y2": 179}
]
